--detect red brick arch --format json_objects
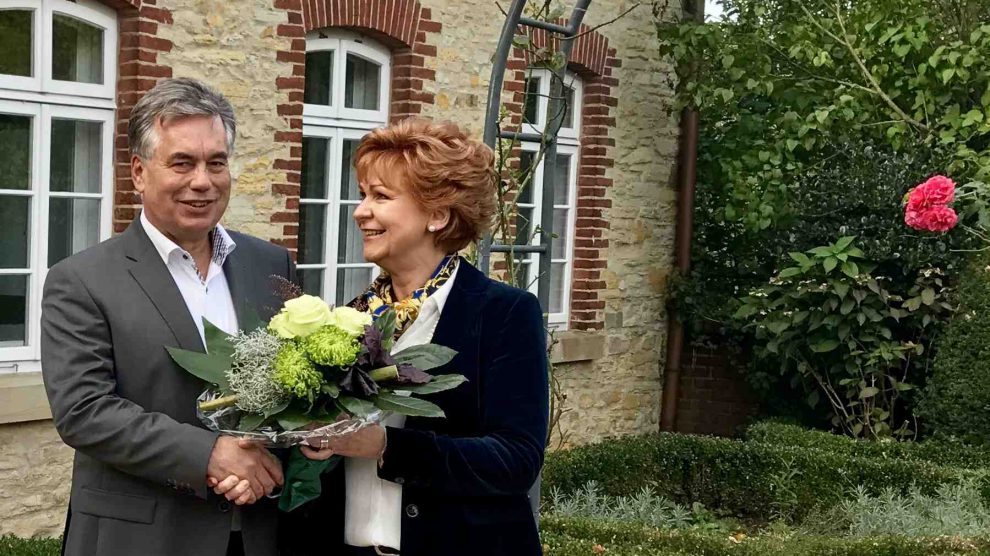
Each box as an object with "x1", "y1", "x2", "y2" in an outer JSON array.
[{"x1": 270, "y1": 0, "x2": 442, "y2": 253}]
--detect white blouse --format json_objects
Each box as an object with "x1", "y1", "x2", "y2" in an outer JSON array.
[{"x1": 344, "y1": 263, "x2": 460, "y2": 551}]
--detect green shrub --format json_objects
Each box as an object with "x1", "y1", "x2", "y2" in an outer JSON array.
[
  {"x1": 541, "y1": 516, "x2": 990, "y2": 556},
  {"x1": 0, "y1": 536, "x2": 60, "y2": 556},
  {"x1": 542, "y1": 433, "x2": 987, "y2": 522},
  {"x1": 919, "y1": 253, "x2": 990, "y2": 445},
  {"x1": 746, "y1": 421, "x2": 990, "y2": 470}
]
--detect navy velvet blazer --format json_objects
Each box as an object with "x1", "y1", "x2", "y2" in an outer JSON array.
[{"x1": 281, "y1": 259, "x2": 549, "y2": 556}]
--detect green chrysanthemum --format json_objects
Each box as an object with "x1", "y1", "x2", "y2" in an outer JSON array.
[
  {"x1": 272, "y1": 342, "x2": 323, "y2": 400},
  {"x1": 301, "y1": 324, "x2": 362, "y2": 367}
]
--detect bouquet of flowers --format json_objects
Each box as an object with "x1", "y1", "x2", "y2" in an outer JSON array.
[{"x1": 167, "y1": 281, "x2": 465, "y2": 511}]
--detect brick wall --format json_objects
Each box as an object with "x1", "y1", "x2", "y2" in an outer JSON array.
[{"x1": 675, "y1": 345, "x2": 759, "y2": 437}]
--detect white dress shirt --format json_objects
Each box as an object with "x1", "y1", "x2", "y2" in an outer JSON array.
[
  {"x1": 344, "y1": 262, "x2": 461, "y2": 552},
  {"x1": 140, "y1": 212, "x2": 239, "y2": 343}
]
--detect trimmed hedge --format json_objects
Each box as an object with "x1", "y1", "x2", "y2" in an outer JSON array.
[
  {"x1": 0, "y1": 536, "x2": 60, "y2": 556},
  {"x1": 541, "y1": 433, "x2": 988, "y2": 521},
  {"x1": 919, "y1": 252, "x2": 990, "y2": 446},
  {"x1": 541, "y1": 516, "x2": 990, "y2": 556},
  {"x1": 746, "y1": 421, "x2": 990, "y2": 470}
]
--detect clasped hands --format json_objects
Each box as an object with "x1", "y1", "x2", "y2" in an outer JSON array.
[{"x1": 206, "y1": 425, "x2": 387, "y2": 505}]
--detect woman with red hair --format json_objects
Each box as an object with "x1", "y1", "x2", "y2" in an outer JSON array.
[{"x1": 281, "y1": 118, "x2": 549, "y2": 556}]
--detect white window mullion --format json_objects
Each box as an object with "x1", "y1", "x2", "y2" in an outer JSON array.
[{"x1": 325, "y1": 128, "x2": 343, "y2": 303}]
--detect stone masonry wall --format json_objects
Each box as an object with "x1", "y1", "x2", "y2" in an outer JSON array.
[{"x1": 0, "y1": 0, "x2": 682, "y2": 537}]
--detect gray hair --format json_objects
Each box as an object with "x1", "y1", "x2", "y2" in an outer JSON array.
[{"x1": 128, "y1": 78, "x2": 237, "y2": 160}]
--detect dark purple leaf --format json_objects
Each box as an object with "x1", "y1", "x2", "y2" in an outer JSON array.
[
  {"x1": 338, "y1": 367, "x2": 380, "y2": 397},
  {"x1": 396, "y1": 363, "x2": 433, "y2": 385},
  {"x1": 359, "y1": 324, "x2": 395, "y2": 368}
]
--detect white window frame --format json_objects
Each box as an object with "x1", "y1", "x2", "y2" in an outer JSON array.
[
  {"x1": 303, "y1": 31, "x2": 391, "y2": 127},
  {"x1": 299, "y1": 31, "x2": 389, "y2": 306},
  {"x1": 0, "y1": 0, "x2": 116, "y2": 372},
  {"x1": 518, "y1": 69, "x2": 582, "y2": 328}
]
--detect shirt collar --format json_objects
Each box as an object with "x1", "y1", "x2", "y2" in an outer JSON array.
[
  {"x1": 140, "y1": 211, "x2": 236, "y2": 267},
  {"x1": 427, "y1": 260, "x2": 459, "y2": 316}
]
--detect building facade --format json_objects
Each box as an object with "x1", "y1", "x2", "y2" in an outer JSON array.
[{"x1": 0, "y1": 0, "x2": 682, "y2": 536}]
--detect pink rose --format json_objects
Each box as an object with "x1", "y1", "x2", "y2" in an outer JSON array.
[
  {"x1": 916, "y1": 205, "x2": 959, "y2": 233},
  {"x1": 906, "y1": 175, "x2": 956, "y2": 212}
]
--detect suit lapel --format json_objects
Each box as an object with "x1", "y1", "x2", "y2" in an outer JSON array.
[
  {"x1": 431, "y1": 259, "x2": 488, "y2": 350},
  {"x1": 221, "y1": 240, "x2": 255, "y2": 330},
  {"x1": 123, "y1": 219, "x2": 205, "y2": 352}
]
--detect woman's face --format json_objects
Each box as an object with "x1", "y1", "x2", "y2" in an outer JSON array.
[{"x1": 353, "y1": 165, "x2": 445, "y2": 273}]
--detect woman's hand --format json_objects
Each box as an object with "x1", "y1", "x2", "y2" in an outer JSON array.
[{"x1": 300, "y1": 424, "x2": 386, "y2": 461}]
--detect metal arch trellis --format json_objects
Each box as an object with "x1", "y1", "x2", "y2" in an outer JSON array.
[{"x1": 479, "y1": 0, "x2": 593, "y2": 520}]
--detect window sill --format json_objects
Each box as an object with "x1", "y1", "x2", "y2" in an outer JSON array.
[
  {"x1": 0, "y1": 372, "x2": 52, "y2": 425},
  {"x1": 550, "y1": 329, "x2": 605, "y2": 364}
]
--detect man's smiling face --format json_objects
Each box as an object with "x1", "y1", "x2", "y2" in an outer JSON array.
[{"x1": 132, "y1": 114, "x2": 231, "y2": 244}]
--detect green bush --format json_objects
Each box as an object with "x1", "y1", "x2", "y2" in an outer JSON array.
[
  {"x1": 0, "y1": 536, "x2": 60, "y2": 556},
  {"x1": 919, "y1": 253, "x2": 990, "y2": 445},
  {"x1": 542, "y1": 433, "x2": 987, "y2": 522},
  {"x1": 746, "y1": 421, "x2": 990, "y2": 470},
  {"x1": 541, "y1": 516, "x2": 990, "y2": 556}
]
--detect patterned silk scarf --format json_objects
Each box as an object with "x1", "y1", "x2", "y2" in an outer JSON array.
[{"x1": 350, "y1": 255, "x2": 459, "y2": 340}]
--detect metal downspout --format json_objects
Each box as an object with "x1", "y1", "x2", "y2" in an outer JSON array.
[{"x1": 660, "y1": 0, "x2": 703, "y2": 432}]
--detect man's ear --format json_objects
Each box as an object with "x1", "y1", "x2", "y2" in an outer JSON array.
[{"x1": 131, "y1": 155, "x2": 146, "y2": 194}]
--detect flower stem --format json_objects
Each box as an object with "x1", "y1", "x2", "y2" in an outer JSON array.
[
  {"x1": 368, "y1": 365, "x2": 399, "y2": 382},
  {"x1": 199, "y1": 395, "x2": 239, "y2": 412}
]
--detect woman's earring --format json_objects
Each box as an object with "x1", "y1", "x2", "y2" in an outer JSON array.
[{"x1": 428, "y1": 225, "x2": 437, "y2": 232}]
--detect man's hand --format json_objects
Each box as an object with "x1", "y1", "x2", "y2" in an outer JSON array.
[{"x1": 206, "y1": 436, "x2": 283, "y2": 504}]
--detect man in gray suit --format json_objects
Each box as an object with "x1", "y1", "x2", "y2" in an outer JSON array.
[{"x1": 42, "y1": 78, "x2": 291, "y2": 556}]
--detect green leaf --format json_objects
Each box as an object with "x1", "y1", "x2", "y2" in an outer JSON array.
[
  {"x1": 374, "y1": 309, "x2": 398, "y2": 350},
  {"x1": 321, "y1": 382, "x2": 340, "y2": 398},
  {"x1": 166, "y1": 346, "x2": 232, "y2": 392},
  {"x1": 811, "y1": 339, "x2": 840, "y2": 353},
  {"x1": 733, "y1": 304, "x2": 758, "y2": 319},
  {"x1": 806, "y1": 390, "x2": 820, "y2": 408},
  {"x1": 398, "y1": 374, "x2": 468, "y2": 395},
  {"x1": 840, "y1": 299, "x2": 855, "y2": 315},
  {"x1": 823, "y1": 257, "x2": 838, "y2": 273},
  {"x1": 921, "y1": 288, "x2": 935, "y2": 305},
  {"x1": 834, "y1": 236, "x2": 856, "y2": 251},
  {"x1": 373, "y1": 392, "x2": 445, "y2": 418},
  {"x1": 237, "y1": 413, "x2": 265, "y2": 431},
  {"x1": 392, "y1": 344, "x2": 458, "y2": 371},
  {"x1": 276, "y1": 407, "x2": 315, "y2": 431},
  {"x1": 833, "y1": 282, "x2": 850, "y2": 299},
  {"x1": 778, "y1": 267, "x2": 802, "y2": 279},
  {"x1": 859, "y1": 386, "x2": 880, "y2": 399},
  {"x1": 841, "y1": 261, "x2": 859, "y2": 278},
  {"x1": 279, "y1": 448, "x2": 340, "y2": 512},
  {"x1": 203, "y1": 318, "x2": 235, "y2": 361},
  {"x1": 336, "y1": 395, "x2": 378, "y2": 418}
]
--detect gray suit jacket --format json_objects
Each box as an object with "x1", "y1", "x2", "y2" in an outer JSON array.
[{"x1": 41, "y1": 218, "x2": 294, "y2": 556}]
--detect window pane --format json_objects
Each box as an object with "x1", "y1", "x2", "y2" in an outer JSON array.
[
  {"x1": 0, "y1": 275, "x2": 27, "y2": 347},
  {"x1": 340, "y1": 139, "x2": 360, "y2": 201},
  {"x1": 561, "y1": 85, "x2": 575, "y2": 130},
  {"x1": 516, "y1": 152, "x2": 535, "y2": 204},
  {"x1": 550, "y1": 261, "x2": 566, "y2": 314},
  {"x1": 336, "y1": 267, "x2": 372, "y2": 306},
  {"x1": 515, "y1": 206, "x2": 533, "y2": 245},
  {"x1": 551, "y1": 208, "x2": 568, "y2": 258},
  {"x1": 0, "y1": 10, "x2": 32, "y2": 77},
  {"x1": 510, "y1": 257, "x2": 533, "y2": 290},
  {"x1": 304, "y1": 50, "x2": 333, "y2": 106},
  {"x1": 345, "y1": 53, "x2": 380, "y2": 110},
  {"x1": 337, "y1": 205, "x2": 364, "y2": 264},
  {"x1": 298, "y1": 204, "x2": 326, "y2": 264},
  {"x1": 52, "y1": 14, "x2": 103, "y2": 84},
  {"x1": 0, "y1": 196, "x2": 30, "y2": 268},
  {"x1": 50, "y1": 119, "x2": 102, "y2": 193},
  {"x1": 523, "y1": 77, "x2": 540, "y2": 124},
  {"x1": 0, "y1": 114, "x2": 31, "y2": 190},
  {"x1": 553, "y1": 154, "x2": 571, "y2": 204},
  {"x1": 301, "y1": 137, "x2": 328, "y2": 199},
  {"x1": 48, "y1": 197, "x2": 100, "y2": 267},
  {"x1": 298, "y1": 268, "x2": 323, "y2": 297}
]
